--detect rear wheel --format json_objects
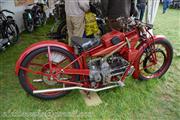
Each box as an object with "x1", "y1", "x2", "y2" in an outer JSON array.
[
  {"x1": 18, "y1": 46, "x2": 80, "y2": 100},
  {"x1": 136, "y1": 39, "x2": 173, "y2": 80}
]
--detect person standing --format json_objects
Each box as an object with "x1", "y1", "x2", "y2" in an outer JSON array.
[
  {"x1": 137, "y1": 0, "x2": 147, "y2": 21},
  {"x1": 101, "y1": 0, "x2": 138, "y2": 31},
  {"x1": 101, "y1": 0, "x2": 133, "y2": 19},
  {"x1": 163, "y1": 0, "x2": 172, "y2": 13},
  {"x1": 65, "y1": 0, "x2": 90, "y2": 45}
]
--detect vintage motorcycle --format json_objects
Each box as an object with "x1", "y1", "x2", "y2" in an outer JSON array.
[
  {"x1": 0, "y1": 9, "x2": 19, "y2": 51},
  {"x1": 15, "y1": 18, "x2": 173, "y2": 100},
  {"x1": 23, "y1": 2, "x2": 47, "y2": 32}
]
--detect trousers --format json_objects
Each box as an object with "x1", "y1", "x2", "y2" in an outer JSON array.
[{"x1": 66, "y1": 15, "x2": 85, "y2": 45}]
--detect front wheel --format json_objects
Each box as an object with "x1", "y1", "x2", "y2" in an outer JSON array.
[
  {"x1": 24, "y1": 19, "x2": 34, "y2": 32},
  {"x1": 135, "y1": 39, "x2": 173, "y2": 80},
  {"x1": 57, "y1": 19, "x2": 68, "y2": 42},
  {"x1": 41, "y1": 11, "x2": 47, "y2": 25},
  {"x1": 18, "y1": 46, "x2": 80, "y2": 100},
  {"x1": 4, "y1": 23, "x2": 19, "y2": 44}
]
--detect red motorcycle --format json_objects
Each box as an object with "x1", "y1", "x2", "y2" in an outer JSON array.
[{"x1": 15, "y1": 18, "x2": 173, "y2": 100}]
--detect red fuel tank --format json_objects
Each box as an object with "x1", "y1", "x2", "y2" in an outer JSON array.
[{"x1": 101, "y1": 30, "x2": 126, "y2": 47}]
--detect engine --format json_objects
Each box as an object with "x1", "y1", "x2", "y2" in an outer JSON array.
[{"x1": 88, "y1": 55, "x2": 129, "y2": 87}]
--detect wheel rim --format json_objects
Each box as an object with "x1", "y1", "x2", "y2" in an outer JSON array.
[{"x1": 138, "y1": 42, "x2": 171, "y2": 79}]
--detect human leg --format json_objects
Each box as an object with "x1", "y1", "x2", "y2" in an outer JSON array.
[
  {"x1": 72, "y1": 15, "x2": 85, "y2": 37},
  {"x1": 66, "y1": 16, "x2": 73, "y2": 45}
]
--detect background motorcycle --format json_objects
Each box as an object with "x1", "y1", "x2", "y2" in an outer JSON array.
[
  {"x1": 47, "y1": 0, "x2": 66, "y2": 40},
  {"x1": 0, "y1": 9, "x2": 19, "y2": 51},
  {"x1": 48, "y1": 1, "x2": 106, "y2": 41},
  {"x1": 15, "y1": 18, "x2": 173, "y2": 100},
  {"x1": 23, "y1": 2, "x2": 47, "y2": 32}
]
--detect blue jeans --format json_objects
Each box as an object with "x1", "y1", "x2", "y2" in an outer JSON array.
[
  {"x1": 137, "y1": 3, "x2": 146, "y2": 21},
  {"x1": 163, "y1": 1, "x2": 170, "y2": 13}
]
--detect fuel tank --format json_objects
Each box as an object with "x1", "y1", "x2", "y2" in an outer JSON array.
[{"x1": 101, "y1": 30, "x2": 126, "y2": 47}]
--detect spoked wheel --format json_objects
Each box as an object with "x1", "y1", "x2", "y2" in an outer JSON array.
[
  {"x1": 24, "y1": 20, "x2": 34, "y2": 32},
  {"x1": 18, "y1": 46, "x2": 80, "y2": 100},
  {"x1": 5, "y1": 23, "x2": 19, "y2": 44},
  {"x1": 136, "y1": 39, "x2": 173, "y2": 80}
]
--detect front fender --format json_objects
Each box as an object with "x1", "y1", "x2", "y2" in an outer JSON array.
[
  {"x1": 132, "y1": 35, "x2": 167, "y2": 79},
  {"x1": 15, "y1": 40, "x2": 80, "y2": 76}
]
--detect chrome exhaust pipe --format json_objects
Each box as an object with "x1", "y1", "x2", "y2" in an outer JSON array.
[{"x1": 33, "y1": 84, "x2": 121, "y2": 94}]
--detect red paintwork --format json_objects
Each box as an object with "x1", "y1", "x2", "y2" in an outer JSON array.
[
  {"x1": 15, "y1": 28, "x2": 169, "y2": 88},
  {"x1": 132, "y1": 35, "x2": 167, "y2": 79},
  {"x1": 101, "y1": 30, "x2": 126, "y2": 47}
]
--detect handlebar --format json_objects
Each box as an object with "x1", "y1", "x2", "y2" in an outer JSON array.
[
  {"x1": 115, "y1": 17, "x2": 153, "y2": 29},
  {"x1": 0, "y1": 9, "x2": 15, "y2": 15}
]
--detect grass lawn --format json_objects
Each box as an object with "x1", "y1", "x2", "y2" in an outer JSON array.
[{"x1": 0, "y1": 5, "x2": 180, "y2": 120}]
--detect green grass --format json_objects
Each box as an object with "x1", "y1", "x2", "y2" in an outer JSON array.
[{"x1": 0, "y1": 5, "x2": 180, "y2": 120}]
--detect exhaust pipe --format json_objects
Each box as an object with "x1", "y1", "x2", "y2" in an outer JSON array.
[{"x1": 33, "y1": 84, "x2": 122, "y2": 94}]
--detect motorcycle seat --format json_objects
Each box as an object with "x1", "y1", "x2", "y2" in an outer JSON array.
[{"x1": 71, "y1": 36, "x2": 101, "y2": 51}]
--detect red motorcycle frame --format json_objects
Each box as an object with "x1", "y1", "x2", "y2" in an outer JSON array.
[{"x1": 15, "y1": 19, "x2": 173, "y2": 100}]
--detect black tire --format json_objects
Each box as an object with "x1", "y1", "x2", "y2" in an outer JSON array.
[
  {"x1": 24, "y1": 19, "x2": 34, "y2": 32},
  {"x1": 4, "y1": 23, "x2": 19, "y2": 44},
  {"x1": 136, "y1": 39, "x2": 173, "y2": 81},
  {"x1": 57, "y1": 19, "x2": 67, "y2": 41},
  {"x1": 18, "y1": 46, "x2": 80, "y2": 100},
  {"x1": 23, "y1": 12, "x2": 34, "y2": 32},
  {"x1": 34, "y1": 12, "x2": 42, "y2": 27},
  {"x1": 41, "y1": 11, "x2": 47, "y2": 25},
  {"x1": 97, "y1": 20, "x2": 106, "y2": 35},
  {"x1": 96, "y1": 24, "x2": 106, "y2": 36}
]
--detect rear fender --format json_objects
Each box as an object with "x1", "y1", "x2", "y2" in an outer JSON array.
[
  {"x1": 15, "y1": 40, "x2": 82, "y2": 76},
  {"x1": 132, "y1": 35, "x2": 167, "y2": 79}
]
